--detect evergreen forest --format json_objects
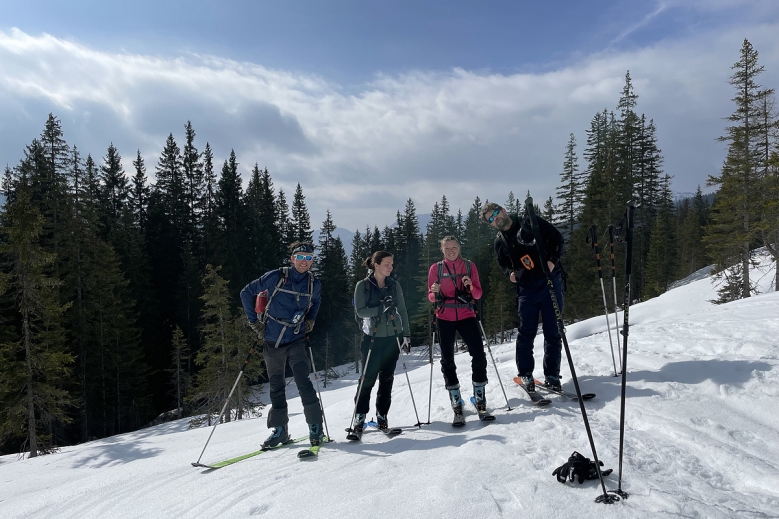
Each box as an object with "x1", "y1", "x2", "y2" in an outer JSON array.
[{"x1": 0, "y1": 39, "x2": 776, "y2": 457}]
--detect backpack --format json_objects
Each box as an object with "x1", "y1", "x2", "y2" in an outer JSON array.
[
  {"x1": 435, "y1": 259, "x2": 474, "y2": 310},
  {"x1": 256, "y1": 267, "x2": 315, "y2": 344}
]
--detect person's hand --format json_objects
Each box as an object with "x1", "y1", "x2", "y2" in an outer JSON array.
[
  {"x1": 509, "y1": 272, "x2": 517, "y2": 283},
  {"x1": 305, "y1": 319, "x2": 315, "y2": 333},
  {"x1": 382, "y1": 296, "x2": 396, "y2": 314},
  {"x1": 547, "y1": 260, "x2": 555, "y2": 272},
  {"x1": 249, "y1": 319, "x2": 265, "y2": 339},
  {"x1": 429, "y1": 283, "x2": 440, "y2": 294},
  {"x1": 400, "y1": 337, "x2": 411, "y2": 354},
  {"x1": 462, "y1": 276, "x2": 472, "y2": 289}
]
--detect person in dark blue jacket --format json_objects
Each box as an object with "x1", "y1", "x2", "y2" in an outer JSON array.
[{"x1": 240, "y1": 242, "x2": 324, "y2": 448}]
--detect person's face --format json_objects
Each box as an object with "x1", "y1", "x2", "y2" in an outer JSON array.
[
  {"x1": 375, "y1": 256, "x2": 394, "y2": 277},
  {"x1": 441, "y1": 240, "x2": 460, "y2": 261},
  {"x1": 290, "y1": 252, "x2": 314, "y2": 273},
  {"x1": 488, "y1": 208, "x2": 511, "y2": 231}
]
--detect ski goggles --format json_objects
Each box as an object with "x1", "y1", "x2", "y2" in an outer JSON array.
[
  {"x1": 487, "y1": 208, "x2": 501, "y2": 223},
  {"x1": 294, "y1": 254, "x2": 314, "y2": 261}
]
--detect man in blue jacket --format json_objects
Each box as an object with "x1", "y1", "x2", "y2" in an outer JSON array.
[{"x1": 240, "y1": 242, "x2": 324, "y2": 448}]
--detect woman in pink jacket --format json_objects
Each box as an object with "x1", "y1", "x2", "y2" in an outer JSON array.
[{"x1": 427, "y1": 236, "x2": 489, "y2": 426}]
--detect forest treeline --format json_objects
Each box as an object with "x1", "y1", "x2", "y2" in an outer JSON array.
[{"x1": 0, "y1": 39, "x2": 776, "y2": 457}]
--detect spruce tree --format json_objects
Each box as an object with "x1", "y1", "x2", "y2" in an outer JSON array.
[
  {"x1": 0, "y1": 187, "x2": 73, "y2": 457},
  {"x1": 290, "y1": 183, "x2": 313, "y2": 244},
  {"x1": 706, "y1": 39, "x2": 773, "y2": 301},
  {"x1": 556, "y1": 133, "x2": 585, "y2": 238}
]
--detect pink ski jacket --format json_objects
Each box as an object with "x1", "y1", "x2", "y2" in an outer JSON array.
[{"x1": 427, "y1": 257, "x2": 482, "y2": 322}]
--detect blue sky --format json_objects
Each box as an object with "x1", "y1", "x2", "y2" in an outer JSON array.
[{"x1": 1, "y1": 0, "x2": 778, "y2": 229}]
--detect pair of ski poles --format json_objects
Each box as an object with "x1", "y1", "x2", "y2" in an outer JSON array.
[
  {"x1": 193, "y1": 335, "x2": 331, "y2": 467},
  {"x1": 587, "y1": 224, "x2": 623, "y2": 376},
  {"x1": 347, "y1": 307, "x2": 423, "y2": 433}
]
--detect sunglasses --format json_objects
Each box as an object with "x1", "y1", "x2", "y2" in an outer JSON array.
[
  {"x1": 487, "y1": 208, "x2": 501, "y2": 223},
  {"x1": 294, "y1": 254, "x2": 314, "y2": 261}
]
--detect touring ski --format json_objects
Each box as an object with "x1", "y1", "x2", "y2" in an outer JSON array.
[
  {"x1": 534, "y1": 379, "x2": 595, "y2": 401},
  {"x1": 192, "y1": 435, "x2": 308, "y2": 469},
  {"x1": 469, "y1": 396, "x2": 496, "y2": 421},
  {"x1": 297, "y1": 436, "x2": 329, "y2": 460},
  {"x1": 364, "y1": 420, "x2": 403, "y2": 436},
  {"x1": 513, "y1": 377, "x2": 552, "y2": 406}
]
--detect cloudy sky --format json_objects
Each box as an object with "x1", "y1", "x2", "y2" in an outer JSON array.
[{"x1": 1, "y1": 0, "x2": 778, "y2": 230}]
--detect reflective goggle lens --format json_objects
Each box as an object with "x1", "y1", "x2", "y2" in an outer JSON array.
[{"x1": 295, "y1": 254, "x2": 314, "y2": 261}]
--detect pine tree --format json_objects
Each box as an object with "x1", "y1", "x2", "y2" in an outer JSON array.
[
  {"x1": 556, "y1": 133, "x2": 585, "y2": 238},
  {"x1": 194, "y1": 265, "x2": 261, "y2": 422},
  {"x1": 0, "y1": 187, "x2": 73, "y2": 457},
  {"x1": 129, "y1": 150, "x2": 150, "y2": 232},
  {"x1": 312, "y1": 211, "x2": 353, "y2": 366},
  {"x1": 644, "y1": 175, "x2": 678, "y2": 297},
  {"x1": 169, "y1": 326, "x2": 191, "y2": 419},
  {"x1": 215, "y1": 150, "x2": 247, "y2": 292},
  {"x1": 290, "y1": 183, "x2": 313, "y2": 244},
  {"x1": 706, "y1": 39, "x2": 774, "y2": 301}
]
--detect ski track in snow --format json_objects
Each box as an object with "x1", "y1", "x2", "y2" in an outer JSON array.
[{"x1": 1, "y1": 254, "x2": 778, "y2": 518}]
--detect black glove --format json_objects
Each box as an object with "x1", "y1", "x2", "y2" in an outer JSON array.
[
  {"x1": 249, "y1": 319, "x2": 265, "y2": 339},
  {"x1": 552, "y1": 451, "x2": 610, "y2": 484},
  {"x1": 305, "y1": 319, "x2": 315, "y2": 333},
  {"x1": 382, "y1": 296, "x2": 396, "y2": 314}
]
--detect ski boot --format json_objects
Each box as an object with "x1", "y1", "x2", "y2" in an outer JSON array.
[
  {"x1": 544, "y1": 375, "x2": 562, "y2": 392},
  {"x1": 520, "y1": 373, "x2": 536, "y2": 393},
  {"x1": 447, "y1": 385, "x2": 465, "y2": 427},
  {"x1": 347, "y1": 413, "x2": 366, "y2": 441},
  {"x1": 262, "y1": 424, "x2": 291, "y2": 449},
  {"x1": 308, "y1": 422, "x2": 324, "y2": 446},
  {"x1": 376, "y1": 412, "x2": 389, "y2": 432}
]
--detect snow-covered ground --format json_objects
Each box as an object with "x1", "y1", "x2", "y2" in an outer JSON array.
[{"x1": 1, "y1": 253, "x2": 777, "y2": 518}]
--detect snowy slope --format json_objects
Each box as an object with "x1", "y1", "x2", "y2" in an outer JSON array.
[{"x1": 1, "y1": 254, "x2": 778, "y2": 519}]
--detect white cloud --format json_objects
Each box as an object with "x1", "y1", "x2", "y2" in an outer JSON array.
[{"x1": 1, "y1": 22, "x2": 778, "y2": 229}]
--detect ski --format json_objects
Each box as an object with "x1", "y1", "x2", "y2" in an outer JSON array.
[
  {"x1": 513, "y1": 377, "x2": 552, "y2": 406},
  {"x1": 297, "y1": 436, "x2": 329, "y2": 460},
  {"x1": 345, "y1": 429, "x2": 363, "y2": 441},
  {"x1": 534, "y1": 378, "x2": 595, "y2": 401},
  {"x1": 364, "y1": 420, "x2": 403, "y2": 436},
  {"x1": 469, "y1": 396, "x2": 496, "y2": 421},
  {"x1": 192, "y1": 435, "x2": 308, "y2": 469}
]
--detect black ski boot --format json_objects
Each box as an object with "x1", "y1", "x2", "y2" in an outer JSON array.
[
  {"x1": 544, "y1": 375, "x2": 562, "y2": 392},
  {"x1": 347, "y1": 413, "x2": 366, "y2": 441},
  {"x1": 448, "y1": 385, "x2": 465, "y2": 427},
  {"x1": 376, "y1": 412, "x2": 389, "y2": 431},
  {"x1": 520, "y1": 373, "x2": 536, "y2": 393},
  {"x1": 262, "y1": 424, "x2": 291, "y2": 449}
]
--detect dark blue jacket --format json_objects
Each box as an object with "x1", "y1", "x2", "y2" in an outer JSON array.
[{"x1": 240, "y1": 267, "x2": 322, "y2": 347}]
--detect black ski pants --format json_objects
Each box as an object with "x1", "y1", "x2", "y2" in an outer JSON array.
[
  {"x1": 437, "y1": 317, "x2": 488, "y2": 388},
  {"x1": 515, "y1": 271, "x2": 563, "y2": 378},
  {"x1": 264, "y1": 338, "x2": 322, "y2": 428},
  {"x1": 355, "y1": 335, "x2": 400, "y2": 416}
]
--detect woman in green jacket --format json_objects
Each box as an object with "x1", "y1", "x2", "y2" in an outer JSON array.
[{"x1": 349, "y1": 250, "x2": 411, "y2": 440}]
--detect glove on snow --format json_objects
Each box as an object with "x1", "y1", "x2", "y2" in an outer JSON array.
[{"x1": 552, "y1": 451, "x2": 611, "y2": 484}]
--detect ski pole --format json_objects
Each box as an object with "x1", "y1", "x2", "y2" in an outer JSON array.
[
  {"x1": 192, "y1": 338, "x2": 259, "y2": 467},
  {"x1": 524, "y1": 196, "x2": 617, "y2": 504},
  {"x1": 609, "y1": 201, "x2": 636, "y2": 501},
  {"x1": 608, "y1": 224, "x2": 623, "y2": 373},
  {"x1": 306, "y1": 338, "x2": 331, "y2": 442},
  {"x1": 467, "y1": 286, "x2": 511, "y2": 410},
  {"x1": 427, "y1": 325, "x2": 435, "y2": 425},
  {"x1": 348, "y1": 323, "x2": 378, "y2": 433},
  {"x1": 392, "y1": 314, "x2": 422, "y2": 428},
  {"x1": 587, "y1": 225, "x2": 619, "y2": 377},
  {"x1": 477, "y1": 319, "x2": 512, "y2": 410}
]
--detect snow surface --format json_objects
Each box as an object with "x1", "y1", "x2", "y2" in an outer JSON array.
[{"x1": 1, "y1": 253, "x2": 778, "y2": 518}]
